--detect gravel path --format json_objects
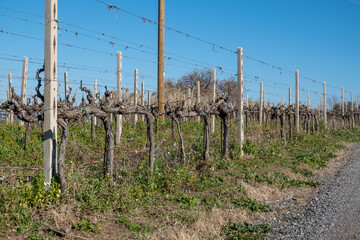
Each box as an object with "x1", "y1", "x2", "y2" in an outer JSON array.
[{"x1": 268, "y1": 143, "x2": 360, "y2": 240}]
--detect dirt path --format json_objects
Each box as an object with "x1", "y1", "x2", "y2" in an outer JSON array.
[{"x1": 268, "y1": 143, "x2": 360, "y2": 239}]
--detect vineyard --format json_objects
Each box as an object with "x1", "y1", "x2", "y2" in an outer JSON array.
[{"x1": 1, "y1": 0, "x2": 360, "y2": 239}]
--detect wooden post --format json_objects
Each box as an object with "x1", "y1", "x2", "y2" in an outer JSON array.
[
  {"x1": 116, "y1": 51, "x2": 123, "y2": 145},
  {"x1": 330, "y1": 97, "x2": 333, "y2": 110},
  {"x1": 342, "y1": 87, "x2": 344, "y2": 127},
  {"x1": 211, "y1": 69, "x2": 216, "y2": 133},
  {"x1": 64, "y1": 72, "x2": 69, "y2": 99},
  {"x1": 44, "y1": 0, "x2": 58, "y2": 188},
  {"x1": 134, "y1": 69, "x2": 138, "y2": 124},
  {"x1": 246, "y1": 94, "x2": 249, "y2": 107},
  {"x1": 148, "y1": 90, "x2": 151, "y2": 109},
  {"x1": 94, "y1": 78, "x2": 97, "y2": 125},
  {"x1": 281, "y1": 95, "x2": 284, "y2": 106},
  {"x1": 8, "y1": 73, "x2": 14, "y2": 123},
  {"x1": 351, "y1": 91, "x2": 354, "y2": 127},
  {"x1": 21, "y1": 57, "x2": 28, "y2": 105},
  {"x1": 295, "y1": 70, "x2": 299, "y2": 133},
  {"x1": 196, "y1": 80, "x2": 200, "y2": 122},
  {"x1": 141, "y1": 81, "x2": 145, "y2": 121},
  {"x1": 237, "y1": 47, "x2": 244, "y2": 155},
  {"x1": 319, "y1": 95, "x2": 322, "y2": 119},
  {"x1": 356, "y1": 95, "x2": 359, "y2": 109},
  {"x1": 289, "y1": 87, "x2": 291, "y2": 106},
  {"x1": 323, "y1": 82, "x2": 327, "y2": 128},
  {"x1": 188, "y1": 88, "x2": 191, "y2": 111},
  {"x1": 21, "y1": 56, "x2": 28, "y2": 125},
  {"x1": 158, "y1": 0, "x2": 165, "y2": 117},
  {"x1": 259, "y1": 81, "x2": 263, "y2": 125},
  {"x1": 6, "y1": 90, "x2": 10, "y2": 123}
]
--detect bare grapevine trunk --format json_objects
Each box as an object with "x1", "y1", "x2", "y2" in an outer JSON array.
[
  {"x1": 280, "y1": 112, "x2": 286, "y2": 146},
  {"x1": 288, "y1": 113, "x2": 293, "y2": 141},
  {"x1": 91, "y1": 116, "x2": 95, "y2": 139},
  {"x1": 23, "y1": 122, "x2": 32, "y2": 151},
  {"x1": 58, "y1": 119, "x2": 69, "y2": 198},
  {"x1": 145, "y1": 113, "x2": 155, "y2": 175},
  {"x1": 173, "y1": 117, "x2": 186, "y2": 167},
  {"x1": 222, "y1": 115, "x2": 229, "y2": 160},
  {"x1": 102, "y1": 117, "x2": 114, "y2": 179}
]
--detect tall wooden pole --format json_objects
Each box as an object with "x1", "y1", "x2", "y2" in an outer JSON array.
[
  {"x1": 237, "y1": 47, "x2": 244, "y2": 155},
  {"x1": 259, "y1": 81, "x2": 263, "y2": 125},
  {"x1": 116, "y1": 51, "x2": 123, "y2": 145},
  {"x1": 134, "y1": 69, "x2": 138, "y2": 124},
  {"x1": 295, "y1": 70, "x2": 299, "y2": 133},
  {"x1": 44, "y1": 0, "x2": 58, "y2": 188},
  {"x1": 158, "y1": 0, "x2": 165, "y2": 117},
  {"x1": 211, "y1": 69, "x2": 216, "y2": 133},
  {"x1": 323, "y1": 82, "x2": 327, "y2": 128}
]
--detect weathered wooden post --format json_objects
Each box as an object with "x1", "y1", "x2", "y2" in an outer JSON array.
[
  {"x1": 342, "y1": 87, "x2": 345, "y2": 127},
  {"x1": 20, "y1": 56, "x2": 28, "y2": 125},
  {"x1": 64, "y1": 72, "x2": 69, "y2": 99},
  {"x1": 134, "y1": 68, "x2": 138, "y2": 124},
  {"x1": 237, "y1": 47, "x2": 244, "y2": 156},
  {"x1": 44, "y1": 0, "x2": 58, "y2": 188},
  {"x1": 295, "y1": 70, "x2": 299, "y2": 133},
  {"x1": 148, "y1": 90, "x2": 151, "y2": 109},
  {"x1": 351, "y1": 91, "x2": 355, "y2": 128},
  {"x1": 91, "y1": 78, "x2": 97, "y2": 139},
  {"x1": 259, "y1": 81, "x2": 263, "y2": 126},
  {"x1": 289, "y1": 87, "x2": 291, "y2": 106},
  {"x1": 196, "y1": 80, "x2": 200, "y2": 122},
  {"x1": 211, "y1": 69, "x2": 216, "y2": 133},
  {"x1": 323, "y1": 82, "x2": 327, "y2": 128},
  {"x1": 141, "y1": 81, "x2": 145, "y2": 122},
  {"x1": 116, "y1": 51, "x2": 123, "y2": 144},
  {"x1": 281, "y1": 95, "x2": 284, "y2": 106}
]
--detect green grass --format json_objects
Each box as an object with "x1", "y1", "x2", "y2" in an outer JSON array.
[{"x1": 1, "y1": 120, "x2": 360, "y2": 238}]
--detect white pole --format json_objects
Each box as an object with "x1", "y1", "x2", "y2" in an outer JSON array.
[
  {"x1": 116, "y1": 51, "x2": 123, "y2": 145},
  {"x1": 323, "y1": 82, "x2": 327, "y2": 128},
  {"x1": 237, "y1": 47, "x2": 244, "y2": 155},
  {"x1": 44, "y1": 0, "x2": 58, "y2": 188},
  {"x1": 211, "y1": 69, "x2": 216, "y2": 133},
  {"x1": 295, "y1": 70, "x2": 299, "y2": 133},
  {"x1": 134, "y1": 69, "x2": 138, "y2": 124},
  {"x1": 259, "y1": 81, "x2": 263, "y2": 125}
]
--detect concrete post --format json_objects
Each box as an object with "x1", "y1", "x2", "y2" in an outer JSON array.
[
  {"x1": 211, "y1": 69, "x2": 216, "y2": 133},
  {"x1": 323, "y1": 82, "x2": 327, "y2": 128},
  {"x1": 116, "y1": 51, "x2": 123, "y2": 145},
  {"x1": 44, "y1": 0, "x2": 58, "y2": 188},
  {"x1": 259, "y1": 81, "x2": 263, "y2": 125},
  {"x1": 237, "y1": 47, "x2": 244, "y2": 155},
  {"x1": 21, "y1": 57, "x2": 28, "y2": 119},
  {"x1": 295, "y1": 70, "x2": 299, "y2": 133}
]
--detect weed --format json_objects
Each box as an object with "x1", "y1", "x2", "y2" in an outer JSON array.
[
  {"x1": 74, "y1": 219, "x2": 99, "y2": 233},
  {"x1": 231, "y1": 198, "x2": 269, "y2": 212},
  {"x1": 115, "y1": 216, "x2": 152, "y2": 232},
  {"x1": 222, "y1": 221, "x2": 271, "y2": 240}
]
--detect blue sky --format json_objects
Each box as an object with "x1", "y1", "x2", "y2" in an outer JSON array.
[{"x1": 0, "y1": 0, "x2": 359, "y2": 106}]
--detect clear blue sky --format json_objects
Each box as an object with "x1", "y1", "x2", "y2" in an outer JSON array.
[{"x1": 0, "y1": 0, "x2": 359, "y2": 106}]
